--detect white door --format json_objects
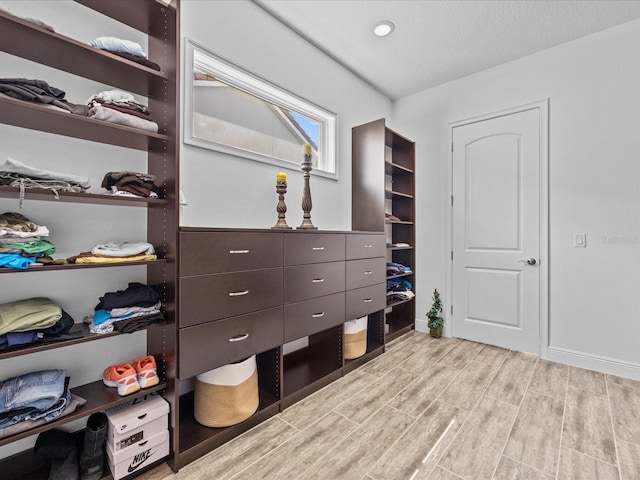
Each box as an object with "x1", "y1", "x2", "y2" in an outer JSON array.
[{"x1": 451, "y1": 107, "x2": 542, "y2": 354}]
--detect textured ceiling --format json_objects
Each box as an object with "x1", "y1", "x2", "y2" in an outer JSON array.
[{"x1": 255, "y1": 0, "x2": 640, "y2": 100}]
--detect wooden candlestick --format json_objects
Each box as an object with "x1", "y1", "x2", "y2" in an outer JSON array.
[
  {"x1": 298, "y1": 148, "x2": 317, "y2": 230},
  {"x1": 272, "y1": 181, "x2": 292, "y2": 230}
]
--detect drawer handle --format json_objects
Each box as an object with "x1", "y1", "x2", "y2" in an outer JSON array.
[
  {"x1": 312, "y1": 312, "x2": 325, "y2": 318},
  {"x1": 312, "y1": 247, "x2": 325, "y2": 251},
  {"x1": 229, "y1": 290, "x2": 249, "y2": 297},
  {"x1": 363, "y1": 271, "x2": 373, "y2": 275},
  {"x1": 229, "y1": 249, "x2": 250, "y2": 254},
  {"x1": 229, "y1": 333, "x2": 249, "y2": 342},
  {"x1": 312, "y1": 278, "x2": 325, "y2": 283},
  {"x1": 364, "y1": 245, "x2": 373, "y2": 248},
  {"x1": 363, "y1": 298, "x2": 373, "y2": 303}
]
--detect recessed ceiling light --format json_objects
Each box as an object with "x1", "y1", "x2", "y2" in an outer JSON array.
[{"x1": 373, "y1": 21, "x2": 395, "y2": 37}]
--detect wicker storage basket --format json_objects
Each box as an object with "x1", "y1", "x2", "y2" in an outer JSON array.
[
  {"x1": 344, "y1": 316, "x2": 368, "y2": 359},
  {"x1": 194, "y1": 355, "x2": 259, "y2": 428}
]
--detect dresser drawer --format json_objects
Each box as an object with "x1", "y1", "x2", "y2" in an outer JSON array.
[
  {"x1": 284, "y1": 233, "x2": 345, "y2": 265},
  {"x1": 178, "y1": 307, "x2": 283, "y2": 378},
  {"x1": 179, "y1": 268, "x2": 283, "y2": 327},
  {"x1": 284, "y1": 261, "x2": 345, "y2": 303},
  {"x1": 346, "y1": 233, "x2": 386, "y2": 259},
  {"x1": 346, "y1": 258, "x2": 386, "y2": 290},
  {"x1": 180, "y1": 231, "x2": 283, "y2": 275},
  {"x1": 346, "y1": 283, "x2": 386, "y2": 320},
  {"x1": 284, "y1": 292, "x2": 345, "y2": 342}
]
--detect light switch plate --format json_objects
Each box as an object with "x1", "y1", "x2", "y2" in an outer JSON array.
[{"x1": 574, "y1": 233, "x2": 586, "y2": 248}]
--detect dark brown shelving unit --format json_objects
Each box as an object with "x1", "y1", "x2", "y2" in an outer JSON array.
[
  {"x1": 352, "y1": 118, "x2": 416, "y2": 342},
  {"x1": 0, "y1": 1, "x2": 179, "y2": 478}
]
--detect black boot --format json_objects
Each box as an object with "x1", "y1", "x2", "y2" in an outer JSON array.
[
  {"x1": 34, "y1": 429, "x2": 79, "y2": 480},
  {"x1": 79, "y1": 412, "x2": 108, "y2": 480}
]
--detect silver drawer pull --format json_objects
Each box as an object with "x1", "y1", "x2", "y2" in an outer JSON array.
[
  {"x1": 363, "y1": 298, "x2": 373, "y2": 303},
  {"x1": 229, "y1": 249, "x2": 249, "y2": 254},
  {"x1": 312, "y1": 278, "x2": 325, "y2": 283},
  {"x1": 229, "y1": 333, "x2": 249, "y2": 342},
  {"x1": 312, "y1": 247, "x2": 325, "y2": 251},
  {"x1": 363, "y1": 271, "x2": 373, "y2": 275},
  {"x1": 229, "y1": 290, "x2": 249, "y2": 297},
  {"x1": 363, "y1": 245, "x2": 373, "y2": 248},
  {"x1": 312, "y1": 312, "x2": 325, "y2": 318}
]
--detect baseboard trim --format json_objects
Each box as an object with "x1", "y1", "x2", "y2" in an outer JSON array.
[
  {"x1": 546, "y1": 346, "x2": 640, "y2": 381},
  {"x1": 415, "y1": 319, "x2": 428, "y2": 333}
]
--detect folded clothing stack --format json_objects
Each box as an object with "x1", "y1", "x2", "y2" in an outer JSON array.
[
  {"x1": 0, "y1": 212, "x2": 57, "y2": 269},
  {"x1": 0, "y1": 369, "x2": 72, "y2": 433},
  {"x1": 85, "y1": 282, "x2": 165, "y2": 334},
  {"x1": 0, "y1": 78, "x2": 88, "y2": 115},
  {"x1": 67, "y1": 241, "x2": 156, "y2": 264},
  {"x1": 86, "y1": 89, "x2": 158, "y2": 133},
  {"x1": 386, "y1": 261, "x2": 412, "y2": 276},
  {"x1": 102, "y1": 171, "x2": 159, "y2": 198},
  {"x1": 0, "y1": 157, "x2": 91, "y2": 200},
  {"x1": 387, "y1": 278, "x2": 415, "y2": 303},
  {"x1": 0, "y1": 297, "x2": 80, "y2": 351},
  {"x1": 90, "y1": 36, "x2": 161, "y2": 71}
]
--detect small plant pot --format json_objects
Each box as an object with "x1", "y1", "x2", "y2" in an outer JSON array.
[
  {"x1": 429, "y1": 326, "x2": 443, "y2": 338},
  {"x1": 344, "y1": 316, "x2": 368, "y2": 359}
]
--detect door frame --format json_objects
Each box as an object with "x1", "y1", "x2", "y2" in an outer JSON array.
[{"x1": 446, "y1": 99, "x2": 549, "y2": 357}]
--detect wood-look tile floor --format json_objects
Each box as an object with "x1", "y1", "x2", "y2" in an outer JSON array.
[{"x1": 138, "y1": 332, "x2": 640, "y2": 480}]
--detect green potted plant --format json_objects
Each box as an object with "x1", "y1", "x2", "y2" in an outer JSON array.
[{"x1": 427, "y1": 289, "x2": 444, "y2": 338}]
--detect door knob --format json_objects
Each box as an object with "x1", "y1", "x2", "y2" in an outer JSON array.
[{"x1": 519, "y1": 258, "x2": 537, "y2": 265}]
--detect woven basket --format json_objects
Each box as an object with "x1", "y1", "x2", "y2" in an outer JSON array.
[
  {"x1": 194, "y1": 355, "x2": 259, "y2": 428},
  {"x1": 344, "y1": 316, "x2": 368, "y2": 359}
]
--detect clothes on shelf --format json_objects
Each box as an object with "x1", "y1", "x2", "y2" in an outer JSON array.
[
  {"x1": 0, "y1": 369, "x2": 70, "y2": 430},
  {"x1": 0, "y1": 6, "x2": 56, "y2": 32},
  {"x1": 386, "y1": 261, "x2": 413, "y2": 276},
  {"x1": 86, "y1": 89, "x2": 158, "y2": 133},
  {"x1": 67, "y1": 241, "x2": 156, "y2": 264},
  {"x1": 101, "y1": 171, "x2": 159, "y2": 199},
  {"x1": 386, "y1": 242, "x2": 411, "y2": 248},
  {"x1": 0, "y1": 157, "x2": 91, "y2": 203},
  {"x1": 0, "y1": 78, "x2": 88, "y2": 115},
  {"x1": 90, "y1": 36, "x2": 161, "y2": 71},
  {"x1": 0, "y1": 213, "x2": 56, "y2": 269},
  {"x1": 0, "y1": 297, "x2": 81, "y2": 350},
  {"x1": 387, "y1": 278, "x2": 415, "y2": 303},
  {"x1": 385, "y1": 212, "x2": 403, "y2": 222},
  {"x1": 84, "y1": 283, "x2": 165, "y2": 334}
]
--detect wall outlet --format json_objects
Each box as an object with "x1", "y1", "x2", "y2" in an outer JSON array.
[{"x1": 574, "y1": 233, "x2": 586, "y2": 248}]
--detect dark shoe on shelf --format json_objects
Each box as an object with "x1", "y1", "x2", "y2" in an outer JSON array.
[
  {"x1": 79, "y1": 412, "x2": 108, "y2": 480},
  {"x1": 34, "y1": 429, "x2": 79, "y2": 480}
]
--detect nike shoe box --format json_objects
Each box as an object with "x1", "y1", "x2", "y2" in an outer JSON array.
[
  {"x1": 106, "y1": 429, "x2": 169, "y2": 480},
  {"x1": 105, "y1": 392, "x2": 169, "y2": 452}
]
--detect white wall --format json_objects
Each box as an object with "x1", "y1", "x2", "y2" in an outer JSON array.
[
  {"x1": 391, "y1": 18, "x2": 640, "y2": 379},
  {"x1": 179, "y1": 0, "x2": 391, "y2": 230}
]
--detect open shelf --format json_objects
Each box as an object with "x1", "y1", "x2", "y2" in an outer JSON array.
[
  {"x1": 281, "y1": 326, "x2": 343, "y2": 408},
  {"x1": 385, "y1": 160, "x2": 414, "y2": 175},
  {"x1": 0, "y1": 380, "x2": 166, "y2": 447},
  {"x1": 177, "y1": 388, "x2": 279, "y2": 467},
  {"x1": 0, "y1": 185, "x2": 166, "y2": 206},
  {"x1": 387, "y1": 272, "x2": 414, "y2": 281},
  {"x1": 385, "y1": 189, "x2": 414, "y2": 199},
  {"x1": 0, "y1": 96, "x2": 167, "y2": 150},
  {"x1": 0, "y1": 259, "x2": 166, "y2": 274},
  {"x1": 76, "y1": 0, "x2": 177, "y2": 35},
  {"x1": 0, "y1": 10, "x2": 168, "y2": 97},
  {"x1": 387, "y1": 297, "x2": 415, "y2": 309},
  {"x1": 0, "y1": 322, "x2": 169, "y2": 360}
]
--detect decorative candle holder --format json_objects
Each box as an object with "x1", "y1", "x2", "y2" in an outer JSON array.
[
  {"x1": 272, "y1": 180, "x2": 292, "y2": 230},
  {"x1": 298, "y1": 146, "x2": 318, "y2": 230}
]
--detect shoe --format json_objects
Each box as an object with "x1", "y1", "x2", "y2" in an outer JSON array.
[
  {"x1": 102, "y1": 363, "x2": 140, "y2": 396},
  {"x1": 132, "y1": 355, "x2": 160, "y2": 388},
  {"x1": 79, "y1": 412, "x2": 107, "y2": 480}
]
